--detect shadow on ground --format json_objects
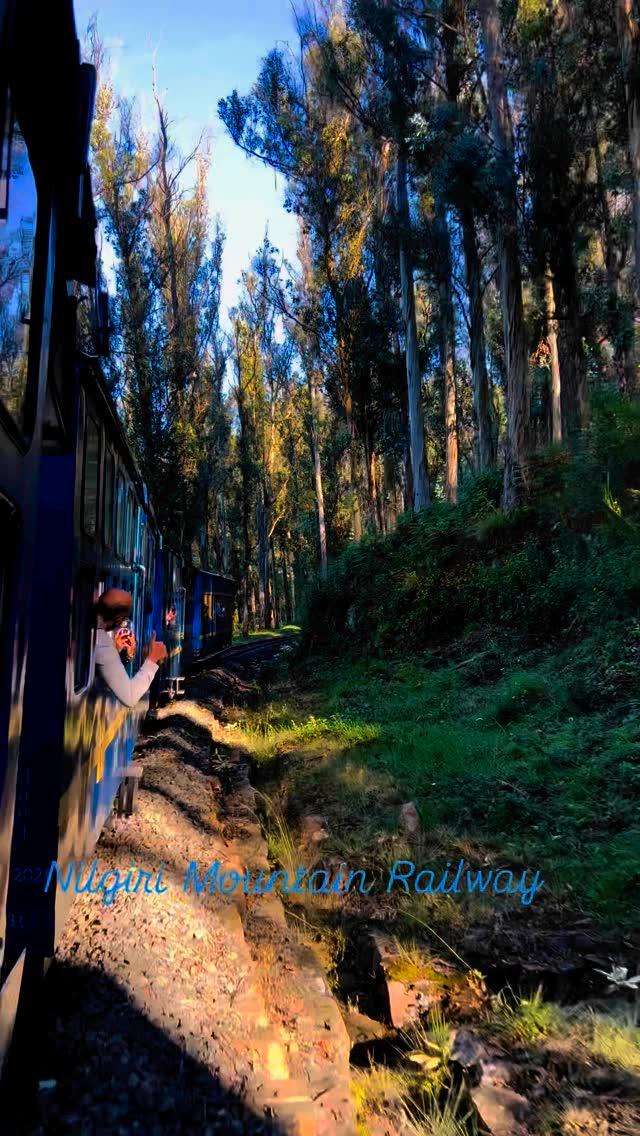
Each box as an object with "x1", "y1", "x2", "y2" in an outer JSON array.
[{"x1": 7, "y1": 960, "x2": 284, "y2": 1135}]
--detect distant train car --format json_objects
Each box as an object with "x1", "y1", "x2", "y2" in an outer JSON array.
[{"x1": 183, "y1": 568, "x2": 236, "y2": 667}]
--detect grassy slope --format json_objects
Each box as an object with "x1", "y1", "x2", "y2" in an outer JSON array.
[
  {"x1": 239, "y1": 628, "x2": 640, "y2": 927},
  {"x1": 287, "y1": 399, "x2": 640, "y2": 929}
]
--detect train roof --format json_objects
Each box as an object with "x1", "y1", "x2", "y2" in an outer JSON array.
[{"x1": 196, "y1": 570, "x2": 236, "y2": 587}]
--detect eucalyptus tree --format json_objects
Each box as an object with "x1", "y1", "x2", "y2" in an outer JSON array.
[
  {"x1": 89, "y1": 24, "x2": 228, "y2": 559},
  {"x1": 220, "y1": 32, "x2": 395, "y2": 539}
]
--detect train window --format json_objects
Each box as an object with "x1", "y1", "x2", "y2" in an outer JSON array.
[
  {"x1": 145, "y1": 524, "x2": 155, "y2": 589},
  {"x1": 202, "y1": 593, "x2": 213, "y2": 631},
  {"x1": 72, "y1": 570, "x2": 94, "y2": 692},
  {"x1": 103, "y1": 449, "x2": 114, "y2": 546},
  {"x1": 82, "y1": 415, "x2": 100, "y2": 538},
  {"x1": 115, "y1": 474, "x2": 126, "y2": 558},
  {"x1": 0, "y1": 102, "x2": 37, "y2": 433},
  {"x1": 129, "y1": 493, "x2": 137, "y2": 562},
  {"x1": 0, "y1": 106, "x2": 38, "y2": 434}
]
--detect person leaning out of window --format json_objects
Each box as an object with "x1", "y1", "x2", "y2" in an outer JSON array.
[{"x1": 94, "y1": 589, "x2": 168, "y2": 708}]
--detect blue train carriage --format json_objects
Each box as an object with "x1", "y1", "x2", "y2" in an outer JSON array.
[
  {"x1": 1, "y1": 16, "x2": 165, "y2": 1045},
  {"x1": 0, "y1": 0, "x2": 100, "y2": 1064},
  {"x1": 183, "y1": 568, "x2": 237, "y2": 667},
  {"x1": 4, "y1": 356, "x2": 162, "y2": 973}
]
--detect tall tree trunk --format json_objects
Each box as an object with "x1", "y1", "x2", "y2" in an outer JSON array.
[
  {"x1": 256, "y1": 485, "x2": 269, "y2": 629},
  {"x1": 616, "y1": 0, "x2": 640, "y2": 311},
  {"x1": 268, "y1": 536, "x2": 277, "y2": 629},
  {"x1": 364, "y1": 426, "x2": 383, "y2": 532},
  {"x1": 251, "y1": 579, "x2": 259, "y2": 631},
  {"x1": 375, "y1": 455, "x2": 384, "y2": 531},
  {"x1": 307, "y1": 366, "x2": 328, "y2": 573},
  {"x1": 460, "y1": 203, "x2": 495, "y2": 470},
  {"x1": 280, "y1": 535, "x2": 292, "y2": 624},
  {"x1": 345, "y1": 402, "x2": 363, "y2": 540},
  {"x1": 241, "y1": 578, "x2": 249, "y2": 639},
  {"x1": 435, "y1": 199, "x2": 459, "y2": 503},
  {"x1": 551, "y1": 239, "x2": 588, "y2": 435},
  {"x1": 544, "y1": 267, "x2": 562, "y2": 444},
  {"x1": 383, "y1": 454, "x2": 398, "y2": 531},
  {"x1": 218, "y1": 493, "x2": 231, "y2": 575},
  {"x1": 478, "y1": 0, "x2": 530, "y2": 509},
  {"x1": 288, "y1": 545, "x2": 297, "y2": 624},
  {"x1": 236, "y1": 369, "x2": 254, "y2": 636},
  {"x1": 154, "y1": 94, "x2": 182, "y2": 366},
  {"x1": 444, "y1": 347, "x2": 458, "y2": 505},
  {"x1": 396, "y1": 151, "x2": 430, "y2": 511},
  {"x1": 594, "y1": 127, "x2": 636, "y2": 393}
]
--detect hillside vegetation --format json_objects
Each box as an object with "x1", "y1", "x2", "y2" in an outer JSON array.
[
  {"x1": 305, "y1": 395, "x2": 640, "y2": 661},
  {"x1": 235, "y1": 396, "x2": 640, "y2": 927}
]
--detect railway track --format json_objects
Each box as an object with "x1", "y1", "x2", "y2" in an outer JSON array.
[{"x1": 190, "y1": 633, "x2": 300, "y2": 671}]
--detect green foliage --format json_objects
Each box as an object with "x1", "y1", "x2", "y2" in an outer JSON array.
[
  {"x1": 239, "y1": 707, "x2": 380, "y2": 763},
  {"x1": 305, "y1": 396, "x2": 640, "y2": 656},
  {"x1": 585, "y1": 1012, "x2": 640, "y2": 1072},
  {"x1": 491, "y1": 673, "x2": 552, "y2": 723},
  {"x1": 492, "y1": 987, "x2": 563, "y2": 1045}
]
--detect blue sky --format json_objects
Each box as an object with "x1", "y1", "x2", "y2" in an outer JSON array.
[{"x1": 75, "y1": 0, "x2": 300, "y2": 320}]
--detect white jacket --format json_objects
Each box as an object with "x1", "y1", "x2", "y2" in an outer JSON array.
[{"x1": 94, "y1": 627, "x2": 158, "y2": 708}]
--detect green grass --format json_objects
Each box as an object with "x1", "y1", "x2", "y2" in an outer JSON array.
[
  {"x1": 236, "y1": 622, "x2": 640, "y2": 926},
  {"x1": 256, "y1": 792, "x2": 299, "y2": 876},
  {"x1": 492, "y1": 987, "x2": 563, "y2": 1044},
  {"x1": 585, "y1": 1011, "x2": 640, "y2": 1072},
  {"x1": 233, "y1": 625, "x2": 301, "y2": 644},
  {"x1": 237, "y1": 707, "x2": 380, "y2": 763}
]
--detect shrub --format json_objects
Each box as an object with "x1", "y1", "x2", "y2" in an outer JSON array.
[{"x1": 492, "y1": 673, "x2": 552, "y2": 723}]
